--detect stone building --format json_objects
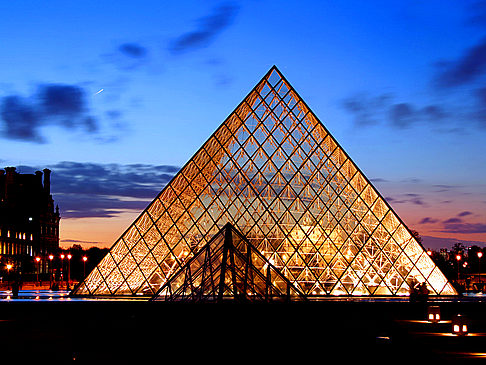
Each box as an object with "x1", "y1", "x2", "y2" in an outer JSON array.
[{"x1": 0, "y1": 167, "x2": 60, "y2": 274}]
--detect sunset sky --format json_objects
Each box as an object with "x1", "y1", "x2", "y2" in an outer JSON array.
[{"x1": 1, "y1": 0, "x2": 485, "y2": 249}]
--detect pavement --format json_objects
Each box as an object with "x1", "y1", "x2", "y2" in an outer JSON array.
[{"x1": 0, "y1": 293, "x2": 484, "y2": 363}]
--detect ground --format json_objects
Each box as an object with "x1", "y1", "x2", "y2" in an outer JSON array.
[{"x1": 0, "y1": 295, "x2": 484, "y2": 363}]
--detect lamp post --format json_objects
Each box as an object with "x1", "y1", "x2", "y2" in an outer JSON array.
[
  {"x1": 456, "y1": 254, "x2": 461, "y2": 282},
  {"x1": 48, "y1": 254, "x2": 54, "y2": 288},
  {"x1": 82, "y1": 256, "x2": 87, "y2": 278},
  {"x1": 67, "y1": 253, "x2": 72, "y2": 289},
  {"x1": 60, "y1": 253, "x2": 65, "y2": 289},
  {"x1": 478, "y1": 251, "x2": 483, "y2": 284},
  {"x1": 35, "y1": 257, "x2": 41, "y2": 284},
  {"x1": 6, "y1": 264, "x2": 12, "y2": 290}
]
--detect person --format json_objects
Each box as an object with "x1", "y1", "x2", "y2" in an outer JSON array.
[{"x1": 420, "y1": 282, "x2": 429, "y2": 295}]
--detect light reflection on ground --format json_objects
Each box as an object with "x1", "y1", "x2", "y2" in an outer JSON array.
[{"x1": 0, "y1": 290, "x2": 121, "y2": 301}]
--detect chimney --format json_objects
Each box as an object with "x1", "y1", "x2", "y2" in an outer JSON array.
[
  {"x1": 5, "y1": 167, "x2": 16, "y2": 201},
  {"x1": 43, "y1": 168, "x2": 51, "y2": 195}
]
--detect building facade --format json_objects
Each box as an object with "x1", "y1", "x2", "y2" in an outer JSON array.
[{"x1": 0, "y1": 167, "x2": 60, "y2": 274}]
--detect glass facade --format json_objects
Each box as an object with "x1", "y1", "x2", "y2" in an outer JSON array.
[{"x1": 73, "y1": 66, "x2": 456, "y2": 298}]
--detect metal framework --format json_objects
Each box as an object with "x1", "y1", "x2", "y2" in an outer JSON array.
[
  {"x1": 73, "y1": 66, "x2": 456, "y2": 298},
  {"x1": 152, "y1": 223, "x2": 306, "y2": 302}
]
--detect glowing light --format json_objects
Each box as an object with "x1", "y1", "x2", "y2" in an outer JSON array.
[{"x1": 95, "y1": 88, "x2": 104, "y2": 95}]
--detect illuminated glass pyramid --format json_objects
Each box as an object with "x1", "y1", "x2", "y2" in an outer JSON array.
[{"x1": 73, "y1": 66, "x2": 456, "y2": 298}]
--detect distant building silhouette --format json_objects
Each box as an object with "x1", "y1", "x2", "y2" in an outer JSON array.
[{"x1": 0, "y1": 167, "x2": 60, "y2": 274}]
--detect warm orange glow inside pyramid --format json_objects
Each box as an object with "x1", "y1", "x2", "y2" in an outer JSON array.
[{"x1": 74, "y1": 66, "x2": 456, "y2": 298}]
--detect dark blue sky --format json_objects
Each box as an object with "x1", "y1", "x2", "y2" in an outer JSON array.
[{"x1": 0, "y1": 0, "x2": 485, "y2": 248}]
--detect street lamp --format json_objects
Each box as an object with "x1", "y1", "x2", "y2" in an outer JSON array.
[
  {"x1": 82, "y1": 256, "x2": 88, "y2": 278},
  {"x1": 48, "y1": 254, "x2": 54, "y2": 288},
  {"x1": 35, "y1": 257, "x2": 41, "y2": 284},
  {"x1": 478, "y1": 251, "x2": 483, "y2": 284},
  {"x1": 67, "y1": 253, "x2": 72, "y2": 289},
  {"x1": 6, "y1": 264, "x2": 12, "y2": 289},
  {"x1": 60, "y1": 254, "x2": 65, "y2": 289},
  {"x1": 456, "y1": 255, "x2": 461, "y2": 282}
]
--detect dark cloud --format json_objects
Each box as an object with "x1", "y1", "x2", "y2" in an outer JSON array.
[
  {"x1": 440, "y1": 222, "x2": 486, "y2": 234},
  {"x1": 118, "y1": 43, "x2": 148, "y2": 58},
  {"x1": 341, "y1": 93, "x2": 452, "y2": 130},
  {"x1": 458, "y1": 211, "x2": 473, "y2": 217},
  {"x1": 389, "y1": 103, "x2": 415, "y2": 128},
  {"x1": 48, "y1": 161, "x2": 178, "y2": 199},
  {"x1": 104, "y1": 42, "x2": 150, "y2": 70},
  {"x1": 106, "y1": 110, "x2": 123, "y2": 120},
  {"x1": 169, "y1": 3, "x2": 239, "y2": 54},
  {"x1": 340, "y1": 93, "x2": 391, "y2": 126},
  {"x1": 433, "y1": 184, "x2": 460, "y2": 190},
  {"x1": 38, "y1": 161, "x2": 179, "y2": 218},
  {"x1": 56, "y1": 193, "x2": 149, "y2": 219},
  {"x1": 443, "y1": 217, "x2": 463, "y2": 224},
  {"x1": 421, "y1": 105, "x2": 448, "y2": 121},
  {"x1": 419, "y1": 217, "x2": 438, "y2": 224},
  {"x1": 39, "y1": 84, "x2": 85, "y2": 116},
  {"x1": 61, "y1": 238, "x2": 104, "y2": 245},
  {"x1": 0, "y1": 84, "x2": 99, "y2": 143},
  {"x1": 434, "y1": 37, "x2": 486, "y2": 88},
  {"x1": 386, "y1": 193, "x2": 426, "y2": 206},
  {"x1": 369, "y1": 178, "x2": 388, "y2": 183},
  {"x1": 1, "y1": 96, "x2": 43, "y2": 142},
  {"x1": 401, "y1": 177, "x2": 422, "y2": 184}
]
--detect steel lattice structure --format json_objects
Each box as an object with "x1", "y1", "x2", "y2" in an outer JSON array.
[
  {"x1": 73, "y1": 66, "x2": 456, "y2": 299},
  {"x1": 152, "y1": 223, "x2": 306, "y2": 302}
]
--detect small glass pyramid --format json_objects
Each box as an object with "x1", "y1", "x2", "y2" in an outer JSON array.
[
  {"x1": 73, "y1": 66, "x2": 456, "y2": 298},
  {"x1": 152, "y1": 223, "x2": 306, "y2": 302}
]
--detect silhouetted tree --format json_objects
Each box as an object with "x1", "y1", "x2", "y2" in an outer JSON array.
[{"x1": 410, "y1": 229, "x2": 422, "y2": 244}]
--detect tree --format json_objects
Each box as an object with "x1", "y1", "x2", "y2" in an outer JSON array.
[{"x1": 410, "y1": 229, "x2": 422, "y2": 244}]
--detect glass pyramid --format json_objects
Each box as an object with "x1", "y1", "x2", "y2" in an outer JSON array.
[
  {"x1": 152, "y1": 223, "x2": 306, "y2": 302},
  {"x1": 73, "y1": 66, "x2": 456, "y2": 298}
]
